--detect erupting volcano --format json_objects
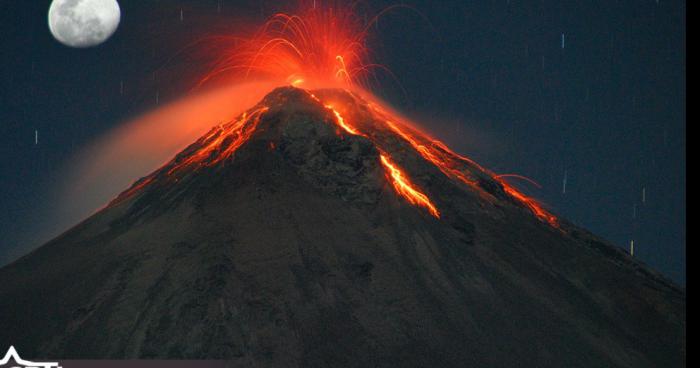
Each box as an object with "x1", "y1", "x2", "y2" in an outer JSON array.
[
  {"x1": 109, "y1": 85, "x2": 555, "y2": 227},
  {"x1": 0, "y1": 2, "x2": 685, "y2": 367}
]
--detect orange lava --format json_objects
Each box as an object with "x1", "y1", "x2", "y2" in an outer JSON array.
[
  {"x1": 167, "y1": 106, "x2": 269, "y2": 175},
  {"x1": 307, "y1": 91, "x2": 365, "y2": 136},
  {"x1": 110, "y1": 106, "x2": 269, "y2": 206},
  {"x1": 327, "y1": 105, "x2": 363, "y2": 136},
  {"x1": 500, "y1": 184, "x2": 557, "y2": 226},
  {"x1": 380, "y1": 154, "x2": 440, "y2": 218},
  {"x1": 383, "y1": 119, "x2": 480, "y2": 188},
  {"x1": 367, "y1": 103, "x2": 557, "y2": 227},
  {"x1": 305, "y1": 90, "x2": 554, "y2": 225},
  {"x1": 308, "y1": 93, "x2": 439, "y2": 218}
]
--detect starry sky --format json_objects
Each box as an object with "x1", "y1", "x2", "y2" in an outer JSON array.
[{"x1": 0, "y1": 0, "x2": 686, "y2": 284}]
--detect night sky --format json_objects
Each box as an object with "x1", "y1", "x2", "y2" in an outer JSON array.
[{"x1": 0, "y1": 1, "x2": 686, "y2": 284}]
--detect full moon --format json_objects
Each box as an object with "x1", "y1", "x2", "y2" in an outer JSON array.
[{"x1": 48, "y1": 0, "x2": 121, "y2": 48}]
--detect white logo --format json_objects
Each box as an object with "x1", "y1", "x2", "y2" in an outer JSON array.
[{"x1": 0, "y1": 346, "x2": 61, "y2": 368}]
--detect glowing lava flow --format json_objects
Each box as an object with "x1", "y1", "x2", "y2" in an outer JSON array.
[
  {"x1": 492, "y1": 174, "x2": 556, "y2": 225},
  {"x1": 384, "y1": 120, "x2": 479, "y2": 188},
  {"x1": 370, "y1": 107, "x2": 557, "y2": 227},
  {"x1": 111, "y1": 106, "x2": 270, "y2": 206},
  {"x1": 380, "y1": 154, "x2": 440, "y2": 218},
  {"x1": 327, "y1": 105, "x2": 363, "y2": 136},
  {"x1": 313, "y1": 94, "x2": 439, "y2": 218},
  {"x1": 311, "y1": 92, "x2": 553, "y2": 225},
  {"x1": 500, "y1": 184, "x2": 557, "y2": 225},
  {"x1": 307, "y1": 91, "x2": 365, "y2": 136},
  {"x1": 166, "y1": 106, "x2": 269, "y2": 175}
]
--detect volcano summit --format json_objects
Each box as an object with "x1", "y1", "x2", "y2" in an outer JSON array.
[{"x1": 0, "y1": 87, "x2": 685, "y2": 367}]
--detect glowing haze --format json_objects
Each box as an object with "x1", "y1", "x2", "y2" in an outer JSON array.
[{"x1": 64, "y1": 0, "x2": 556, "y2": 229}]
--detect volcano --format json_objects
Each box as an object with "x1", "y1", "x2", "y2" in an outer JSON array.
[{"x1": 0, "y1": 87, "x2": 685, "y2": 367}]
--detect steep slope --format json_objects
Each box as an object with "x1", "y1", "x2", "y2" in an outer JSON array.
[{"x1": 0, "y1": 87, "x2": 685, "y2": 367}]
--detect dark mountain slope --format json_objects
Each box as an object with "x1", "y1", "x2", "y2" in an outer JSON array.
[{"x1": 0, "y1": 87, "x2": 685, "y2": 367}]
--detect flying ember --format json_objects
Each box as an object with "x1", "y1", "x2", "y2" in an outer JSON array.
[{"x1": 198, "y1": 0, "x2": 381, "y2": 89}]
